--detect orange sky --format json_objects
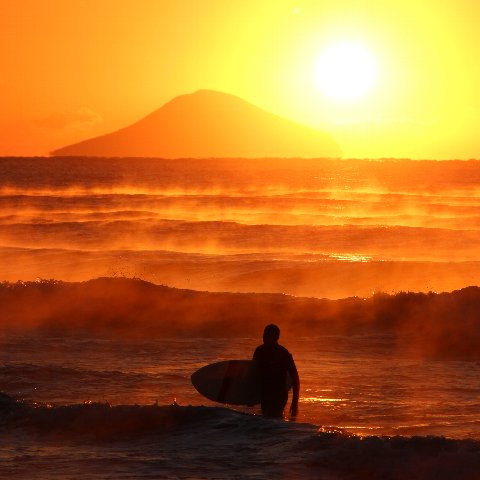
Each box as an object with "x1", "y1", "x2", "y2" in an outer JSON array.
[{"x1": 2, "y1": 0, "x2": 480, "y2": 159}]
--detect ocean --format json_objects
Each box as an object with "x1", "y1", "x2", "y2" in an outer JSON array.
[{"x1": 2, "y1": 156, "x2": 480, "y2": 479}]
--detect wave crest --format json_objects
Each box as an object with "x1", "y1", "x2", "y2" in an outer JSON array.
[{"x1": 2, "y1": 278, "x2": 480, "y2": 359}]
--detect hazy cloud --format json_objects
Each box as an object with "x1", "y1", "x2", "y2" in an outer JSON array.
[{"x1": 35, "y1": 107, "x2": 103, "y2": 130}]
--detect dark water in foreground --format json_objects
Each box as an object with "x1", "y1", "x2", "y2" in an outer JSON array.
[
  {"x1": 3, "y1": 401, "x2": 480, "y2": 480},
  {"x1": 3, "y1": 335, "x2": 480, "y2": 439},
  {"x1": 2, "y1": 335, "x2": 480, "y2": 479}
]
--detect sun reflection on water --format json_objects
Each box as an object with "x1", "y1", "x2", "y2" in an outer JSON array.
[
  {"x1": 301, "y1": 396, "x2": 347, "y2": 404},
  {"x1": 330, "y1": 253, "x2": 372, "y2": 262}
]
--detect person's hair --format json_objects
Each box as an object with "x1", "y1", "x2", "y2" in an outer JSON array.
[{"x1": 263, "y1": 324, "x2": 280, "y2": 343}]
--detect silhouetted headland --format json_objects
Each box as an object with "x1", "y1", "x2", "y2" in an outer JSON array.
[{"x1": 51, "y1": 90, "x2": 341, "y2": 158}]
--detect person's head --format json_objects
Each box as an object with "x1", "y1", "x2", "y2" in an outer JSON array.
[{"x1": 263, "y1": 324, "x2": 280, "y2": 345}]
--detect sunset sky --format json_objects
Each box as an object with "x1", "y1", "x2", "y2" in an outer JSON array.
[{"x1": 2, "y1": 0, "x2": 480, "y2": 159}]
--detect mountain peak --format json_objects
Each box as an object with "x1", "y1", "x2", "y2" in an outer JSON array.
[{"x1": 52, "y1": 90, "x2": 341, "y2": 158}]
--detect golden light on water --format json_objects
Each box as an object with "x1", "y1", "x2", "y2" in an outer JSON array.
[
  {"x1": 302, "y1": 388, "x2": 347, "y2": 406},
  {"x1": 302, "y1": 397, "x2": 347, "y2": 404},
  {"x1": 330, "y1": 254, "x2": 372, "y2": 262}
]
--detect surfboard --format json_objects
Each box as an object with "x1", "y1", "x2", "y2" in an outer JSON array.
[
  {"x1": 191, "y1": 360, "x2": 262, "y2": 406},
  {"x1": 191, "y1": 359, "x2": 292, "y2": 406}
]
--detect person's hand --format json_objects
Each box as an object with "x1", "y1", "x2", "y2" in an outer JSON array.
[{"x1": 289, "y1": 401, "x2": 298, "y2": 419}]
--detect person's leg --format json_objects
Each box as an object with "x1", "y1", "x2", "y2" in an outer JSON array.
[{"x1": 261, "y1": 392, "x2": 288, "y2": 418}]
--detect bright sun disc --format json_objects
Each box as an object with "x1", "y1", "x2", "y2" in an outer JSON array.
[{"x1": 315, "y1": 42, "x2": 378, "y2": 101}]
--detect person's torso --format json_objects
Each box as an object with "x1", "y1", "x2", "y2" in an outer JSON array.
[{"x1": 254, "y1": 344, "x2": 291, "y2": 393}]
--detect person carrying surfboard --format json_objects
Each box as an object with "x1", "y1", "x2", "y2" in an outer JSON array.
[{"x1": 253, "y1": 324, "x2": 300, "y2": 419}]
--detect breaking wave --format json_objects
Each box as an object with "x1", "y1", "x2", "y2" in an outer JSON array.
[
  {"x1": 1, "y1": 392, "x2": 480, "y2": 479},
  {"x1": 2, "y1": 277, "x2": 480, "y2": 359}
]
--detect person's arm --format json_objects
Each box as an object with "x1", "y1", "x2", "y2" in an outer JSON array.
[{"x1": 288, "y1": 355, "x2": 300, "y2": 419}]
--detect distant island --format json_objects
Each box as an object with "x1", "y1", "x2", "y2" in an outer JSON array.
[{"x1": 51, "y1": 90, "x2": 341, "y2": 158}]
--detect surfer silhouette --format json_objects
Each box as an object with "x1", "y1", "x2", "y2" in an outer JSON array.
[{"x1": 253, "y1": 324, "x2": 300, "y2": 419}]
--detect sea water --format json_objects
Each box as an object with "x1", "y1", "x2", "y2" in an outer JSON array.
[
  {"x1": 2, "y1": 334, "x2": 480, "y2": 479},
  {"x1": 2, "y1": 334, "x2": 480, "y2": 439},
  {"x1": 2, "y1": 157, "x2": 480, "y2": 478},
  {"x1": 2, "y1": 156, "x2": 480, "y2": 298}
]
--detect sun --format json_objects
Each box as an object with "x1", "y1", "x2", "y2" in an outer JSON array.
[{"x1": 314, "y1": 42, "x2": 378, "y2": 101}]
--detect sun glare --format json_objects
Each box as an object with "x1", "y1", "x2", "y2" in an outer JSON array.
[{"x1": 314, "y1": 42, "x2": 378, "y2": 101}]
